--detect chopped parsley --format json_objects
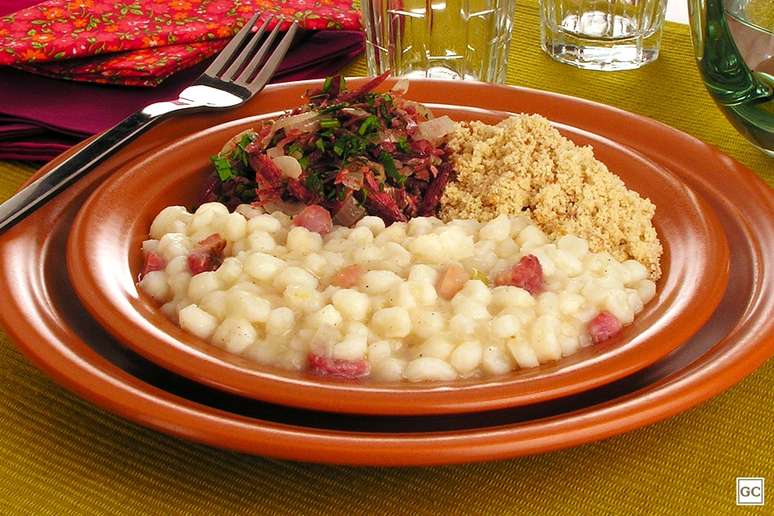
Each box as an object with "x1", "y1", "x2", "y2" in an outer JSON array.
[
  {"x1": 379, "y1": 151, "x2": 405, "y2": 186},
  {"x1": 305, "y1": 172, "x2": 324, "y2": 196},
  {"x1": 320, "y1": 118, "x2": 341, "y2": 129},
  {"x1": 319, "y1": 103, "x2": 346, "y2": 114},
  {"x1": 286, "y1": 143, "x2": 304, "y2": 159},
  {"x1": 332, "y1": 134, "x2": 367, "y2": 161},
  {"x1": 233, "y1": 132, "x2": 254, "y2": 167},
  {"x1": 211, "y1": 155, "x2": 234, "y2": 181},
  {"x1": 358, "y1": 115, "x2": 379, "y2": 136}
]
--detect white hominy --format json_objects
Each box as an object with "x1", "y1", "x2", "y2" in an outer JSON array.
[
  {"x1": 143, "y1": 202, "x2": 657, "y2": 382},
  {"x1": 179, "y1": 304, "x2": 218, "y2": 340}
]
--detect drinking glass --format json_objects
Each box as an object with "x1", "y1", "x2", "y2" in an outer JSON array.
[
  {"x1": 689, "y1": 0, "x2": 774, "y2": 156},
  {"x1": 361, "y1": 0, "x2": 516, "y2": 83},
  {"x1": 539, "y1": 0, "x2": 667, "y2": 70}
]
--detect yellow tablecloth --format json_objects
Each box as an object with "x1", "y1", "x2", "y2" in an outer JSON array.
[{"x1": 1, "y1": 2, "x2": 772, "y2": 513}]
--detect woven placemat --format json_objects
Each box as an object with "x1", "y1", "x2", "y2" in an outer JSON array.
[{"x1": 1, "y1": 2, "x2": 772, "y2": 513}]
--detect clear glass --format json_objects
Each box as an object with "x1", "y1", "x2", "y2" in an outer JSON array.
[
  {"x1": 362, "y1": 0, "x2": 516, "y2": 83},
  {"x1": 689, "y1": 0, "x2": 774, "y2": 156},
  {"x1": 539, "y1": 0, "x2": 667, "y2": 70}
]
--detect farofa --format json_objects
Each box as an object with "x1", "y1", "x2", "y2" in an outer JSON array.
[{"x1": 440, "y1": 115, "x2": 663, "y2": 280}]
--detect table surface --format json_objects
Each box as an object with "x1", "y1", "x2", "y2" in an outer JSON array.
[{"x1": 1, "y1": 1, "x2": 773, "y2": 514}]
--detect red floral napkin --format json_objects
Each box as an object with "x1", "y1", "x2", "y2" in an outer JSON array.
[{"x1": 0, "y1": 0, "x2": 362, "y2": 86}]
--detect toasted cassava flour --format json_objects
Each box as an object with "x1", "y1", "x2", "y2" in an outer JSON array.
[{"x1": 440, "y1": 115, "x2": 663, "y2": 279}]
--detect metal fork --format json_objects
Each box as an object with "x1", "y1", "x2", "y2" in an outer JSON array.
[{"x1": 0, "y1": 14, "x2": 300, "y2": 232}]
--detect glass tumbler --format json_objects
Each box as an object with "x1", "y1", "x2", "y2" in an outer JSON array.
[
  {"x1": 540, "y1": 0, "x2": 667, "y2": 70},
  {"x1": 362, "y1": 0, "x2": 516, "y2": 83}
]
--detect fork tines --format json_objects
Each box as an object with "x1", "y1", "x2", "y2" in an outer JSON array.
[{"x1": 203, "y1": 14, "x2": 300, "y2": 93}]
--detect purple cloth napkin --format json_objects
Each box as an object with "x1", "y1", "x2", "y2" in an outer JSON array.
[{"x1": 0, "y1": 29, "x2": 364, "y2": 162}]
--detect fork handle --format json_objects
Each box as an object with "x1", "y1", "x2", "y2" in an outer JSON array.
[{"x1": 0, "y1": 97, "x2": 203, "y2": 233}]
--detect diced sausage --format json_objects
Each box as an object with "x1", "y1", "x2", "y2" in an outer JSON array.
[
  {"x1": 588, "y1": 311, "x2": 622, "y2": 343},
  {"x1": 293, "y1": 205, "x2": 333, "y2": 234},
  {"x1": 141, "y1": 251, "x2": 165, "y2": 278},
  {"x1": 187, "y1": 233, "x2": 226, "y2": 275},
  {"x1": 307, "y1": 353, "x2": 370, "y2": 378},
  {"x1": 196, "y1": 233, "x2": 227, "y2": 254},
  {"x1": 494, "y1": 254, "x2": 544, "y2": 295},
  {"x1": 331, "y1": 264, "x2": 366, "y2": 288},
  {"x1": 437, "y1": 264, "x2": 469, "y2": 300}
]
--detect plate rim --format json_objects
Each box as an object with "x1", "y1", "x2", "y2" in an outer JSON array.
[
  {"x1": 64, "y1": 82, "x2": 730, "y2": 416},
  {"x1": 1, "y1": 78, "x2": 772, "y2": 465}
]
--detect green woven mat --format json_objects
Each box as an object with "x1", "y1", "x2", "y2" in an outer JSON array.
[{"x1": 1, "y1": 2, "x2": 773, "y2": 514}]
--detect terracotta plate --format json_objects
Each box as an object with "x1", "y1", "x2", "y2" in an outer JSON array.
[
  {"x1": 1, "y1": 81, "x2": 772, "y2": 466},
  {"x1": 65, "y1": 80, "x2": 729, "y2": 415}
]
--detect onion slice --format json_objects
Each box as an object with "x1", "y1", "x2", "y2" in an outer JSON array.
[
  {"x1": 266, "y1": 146, "x2": 284, "y2": 158},
  {"x1": 341, "y1": 107, "x2": 371, "y2": 118},
  {"x1": 219, "y1": 129, "x2": 255, "y2": 156},
  {"x1": 391, "y1": 78, "x2": 409, "y2": 94},
  {"x1": 417, "y1": 115, "x2": 456, "y2": 142},
  {"x1": 262, "y1": 111, "x2": 321, "y2": 145},
  {"x1": 235, "y1": 204, "x2": 265, "y2": 219},
  {"x1": 405, "y1": 100, "x2": 432, "y2": 120},
  {"x1": 271, "y1": 155, "x2": 303, "y2": 179}
]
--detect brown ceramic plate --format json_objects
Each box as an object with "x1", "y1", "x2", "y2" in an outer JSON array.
[
  {"x1": 65, "y1": 80, "x2": 729, "y2": 415},
  {"x1": 0, "y1": 80, "x2": 772, "y2": 465}
]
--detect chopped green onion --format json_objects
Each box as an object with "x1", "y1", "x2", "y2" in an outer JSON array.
[
  {"x1": 396, "y1": 136, "x2": 410, "y2": 153},
  {"x1": 305, "y1": 173, "x2": 324, "y2": 196},
  {"x1": 322, "y1": 76, "x2": 332, "y2": 93},
  {"x1": 298, "y1": 156, "x2": 310, "y2": 170},
  {"x1": 211, "y1": 155, "x2": 234, "y2": 181},
  {"x1": 325, "y1": 187, "x2": 339, "y2": 200},
  {"x1": 315, "y1": 138, "x2": 326, "y2": 152},
  {"x1": 318, "y1": 103, "x2": 345, "y2": 114},
  {"x1": 358, "y1": 115, "x2": 379, "y2": 136},
  {"x1": 380, "y1": 102, "x2": 393, "y2": 121},
  {"x1": 320, "y1": 118, "x2": 341, "y2": 129},
  {"x1": 238, "y1": 132, "x2": 254, "y2": 149},
  {"x1": 236, "y1": 183, "x2": 257, "y2": 202},
  {"x1": 234, "y1": 132, "x2": 255, "y2": 166},
  {"x1": 378, "y1": 152, "x2": 405, "y2": 186},
  {"x1": 333, "y1": 142, "x2": 344, "y2": 157},
  {"x1": 287, "y1": 143, "x2": 303, "y2": 159}
]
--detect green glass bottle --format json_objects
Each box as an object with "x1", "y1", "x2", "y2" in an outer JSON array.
[{"x1": 689, "y1": 0, "x2": 774, "y2": 156}]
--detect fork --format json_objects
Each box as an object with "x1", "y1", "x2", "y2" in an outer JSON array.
[{"x1": 0, "y1": 13, "x2": 300, "y2": 233}]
